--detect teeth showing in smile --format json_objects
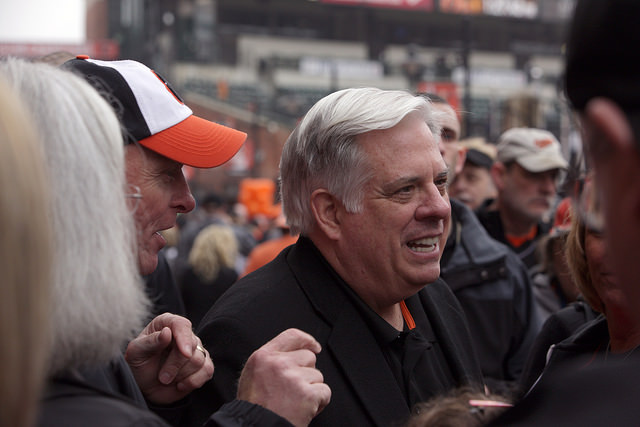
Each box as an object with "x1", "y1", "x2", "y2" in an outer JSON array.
[{"x1": 408, "y1": 236, "x2": 439, "y2": 253}]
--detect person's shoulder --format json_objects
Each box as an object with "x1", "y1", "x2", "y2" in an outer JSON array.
[
  {"x1": 491, "y1": 359, "x2": 640, "y2": 426},
  {"x1": 40, "y1": 376, "x2": 168, "y2": 427},
  {"x1": 474, "y1": 197, "x2": 497, "y2": 217},
  {"x1": 419, "y1": 277, "x2": 463, "y2": 308},
  {"x1": 456, "y1": 201, "x2": 511, "y2": 256},
  {"x1": 196, "y1": 249, "x2": 306, "y2": 333}
]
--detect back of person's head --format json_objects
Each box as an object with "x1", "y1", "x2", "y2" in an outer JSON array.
[
  {"x1": 280, "y1": 87, "x2": 441, "y2": 235},
  {"x1": 188, "y1": 224, "x2": 238, "y2": 282},
  {"x1": 0, "y1": 57, "x2": 149, "y2": 376},
  {"x1": 0, "y1": 75, "x2": 53, "y2": 427},
  {"x1": 565, "y1": 0, "x2": 640, "y2": 133},
  {"x1": 460, "y1": 137, "x2": 496, "y2": 170},
  {"x1": 406, "y1": 388, "x2": 512, "y2": 427}
]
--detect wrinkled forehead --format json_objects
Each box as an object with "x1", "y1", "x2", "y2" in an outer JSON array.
[
  {"x1": 124, "y1": 143, "x2": 183, "y2": 170},
  {"x1": 359, "y1": 116, "x2": 444, "y2": 170}
]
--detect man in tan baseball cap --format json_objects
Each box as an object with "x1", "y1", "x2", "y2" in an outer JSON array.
[
  {"x1": 476, "y1": 127, "x2": 568, "y2": 273},
  {"x1": 496, "y1": 128, "x2": 568, "y2": 173}
]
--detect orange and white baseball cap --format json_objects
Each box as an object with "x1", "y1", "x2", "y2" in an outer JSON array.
[{"x1": 64, "y1": 56, "x2": 246, "y2": 168}]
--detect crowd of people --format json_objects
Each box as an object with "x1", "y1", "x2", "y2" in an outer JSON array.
[{"x1": 2, "y1": 0, "x2": 640, "y2": 426}]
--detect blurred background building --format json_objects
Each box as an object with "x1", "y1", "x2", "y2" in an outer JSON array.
[{"x1": 0, "y1": 0, "x2": 577, "y2": 200}]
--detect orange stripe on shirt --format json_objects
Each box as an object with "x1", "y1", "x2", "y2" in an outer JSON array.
[{"x1": 400, "y1": 300, "x2": 416, "y2": 330}]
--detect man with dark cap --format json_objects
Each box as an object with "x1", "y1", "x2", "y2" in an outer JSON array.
[
  {"x1": 449, "y1": 137, "x2": 497, "y2": 211},
  {"x1": 490, "y1": 1, "x2": 640, "y2": 424}
]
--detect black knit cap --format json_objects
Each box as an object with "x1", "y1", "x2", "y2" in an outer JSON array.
[{"x1": 565, "y1": 0, "x2": 640, "y2": 114}]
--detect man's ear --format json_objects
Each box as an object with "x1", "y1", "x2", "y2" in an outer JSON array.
[
  {"x1": 310, "y1": 189, "x2": 341, "y2": 240},
  {"x1": 585, "y1": 97, "x2": 635, "y2": 152},
  {"x1": 490, "y1": 162, "x2": 506, "y2": 191}
]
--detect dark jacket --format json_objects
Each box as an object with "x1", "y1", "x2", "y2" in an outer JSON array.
[
  {"x1": 38, "y1": 355, "x2": 291, "y2": 427},
  {"x1": 441, "y1": 200, "x2": 542, "y2": 394},
  {"x1": 518, "y1": 299, "x2": 599, "y2": 394},
  {"x1": 538, "y1": 314, "x2": 609, "y2": 378},
  {"x1": 179, "y1": 266, "x2": 238, "y2": 329},
  {"x1": 188, "y1": 236, "x2": 483, "y2": 427},
  {"x1": 475, "y1": 200, "x2": 551, "y2": 272},
  {"x1": 145, "y1": 250, "x2": 186, "y2": 318},
  {"x1": 490, "y1": 315, "x2": 640, "y2": 427},
  {"x1": 489, "y1": 356, "x2": 640, "y2": 426}
]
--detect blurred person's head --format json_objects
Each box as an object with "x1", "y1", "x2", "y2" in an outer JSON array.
[
  {"x1": 280, "y1": 87, "x2": 450, "y2": 308},
  {"x1": 188, "y1": 224, "x2": 238, "y2": 282},
  {"x1": 63, "y1": 57, "x2": 247, "y2": 275},
  {"x1": 450, "y1": 138, "x2": 498, "y2": 210},
  {"x1": 492, "y1": 127, "x2": 567, "y2": 226},
  {"x1": 406, "y1": 387, "x2": 512, "y2": 427},
  {"x1": 565, "y1": 0, "x2": 640, "y2": 295},
  {"x1": 0, "y1": 57, "x2": 150, "y2": 375},
  {"x1": 0, "y1": 75, "x2": 53, "y2": 427},
  {"x1": 419, "y1": 93, "x2": 465, "y2": 181}
]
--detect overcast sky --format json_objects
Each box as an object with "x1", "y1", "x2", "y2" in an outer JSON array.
[{"x1": 0, "y1": 0, "x2": 85, "y2": 43}]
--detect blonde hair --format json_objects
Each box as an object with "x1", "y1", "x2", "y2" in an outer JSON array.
[
  {"x1": 188, "y1": 224, "x2": 238, "y2": 282},
  {"x1": 0, "y1": 76, "x2": 53, "y2": 427}
]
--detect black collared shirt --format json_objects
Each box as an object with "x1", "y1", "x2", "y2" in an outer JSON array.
[{"x1": 337, "y1": 280, "x2": 458, "y2": 408}]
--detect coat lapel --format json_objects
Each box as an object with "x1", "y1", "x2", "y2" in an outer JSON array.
[
  {"x1": 327, "y1": 308, "x2": 410, "y2": 427},
  {"x1": 288, "y1": 238, "x2": 410, "y2": 426}
]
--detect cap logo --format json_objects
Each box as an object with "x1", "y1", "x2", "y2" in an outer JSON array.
[
  {"x1": 535, "y1": 139, "x2": 553, "y2": 149},
  {"x1": 151, "y1": 70, "x2": 185, "y2": 105}
]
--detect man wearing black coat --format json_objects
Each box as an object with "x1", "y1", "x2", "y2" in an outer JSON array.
[{"x1": 187, "y1": 88, "x2": 484, "y2": 427}]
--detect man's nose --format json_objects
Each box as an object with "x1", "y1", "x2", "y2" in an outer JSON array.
[
  {"x1": 172, "y1": 174, "x2": 196, "y2": 213},
  {"x1": 415, "y1": 186, "x2": 450, "y2": 222}
]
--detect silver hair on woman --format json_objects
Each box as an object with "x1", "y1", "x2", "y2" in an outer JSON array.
[
  {"x1": 279, "y1": 87, "x2": 442, "y2": 236},
  {"x1": 0, "y1": 58, "x2": 150, "y2": 375}
]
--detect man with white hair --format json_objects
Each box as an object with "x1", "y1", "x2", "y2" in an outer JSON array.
[{"x1": 189, "y1": 88, "x2": 484, "y2": 426}]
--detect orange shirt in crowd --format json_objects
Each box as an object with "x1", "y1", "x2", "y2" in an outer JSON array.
[{"x1": 242, "y1": 233, "x2": 299, "y2": 277}]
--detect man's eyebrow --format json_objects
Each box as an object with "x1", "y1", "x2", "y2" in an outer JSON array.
[
  {"x1": 381, "y1": 176, "x2": 420, "y2": 191},
  {"x1": 436, "y1": 169, "x2": 450, "y2": 182}
]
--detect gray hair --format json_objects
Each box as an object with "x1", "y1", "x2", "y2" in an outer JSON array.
[
  {"x1": 0, "y1": 58, "x2": 149, "y2": 375},
  {"x1": 279, "y1": 87, "x2": 442, "y2": 235}
]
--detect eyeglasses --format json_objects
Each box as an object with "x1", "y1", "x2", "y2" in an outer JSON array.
[{"x1": 126, "y1": 184, "x2": 143, "y2": 213}]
